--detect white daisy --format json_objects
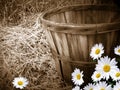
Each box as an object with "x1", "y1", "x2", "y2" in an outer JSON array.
[
  {"x1": 90, "y1": 43, "x2": 104, "y2": 60},
  {"x1": 95, "y1": 56, "x2": 119, "y2": 80},
  {"x1": 84, "y1": 83, "x2": 95, "y2": 90},
  {"x1": 91, "y1": 71, "x2": 103, "y2": 82},
  {"x1": 94, "y1": 81, "x2": 112, "y2": 90},
  {"x1": 12, "y1": 77, "x2": 29, "y2": 89},
  {"x1": 72, "y1": 68, "x2": 84, "y2": 86},
  {"x1": 113, "y1": 81, "x2": 120, "y2": 90},
  {"x1": 111, "y1": 69, "x2": 120, "y2": 81},
  {"x1": 72, "y1": 86, "x2": 80, "y2": 90},
  {"x1": 114, "y1": 45, "x2": 120, "y2": 56}
]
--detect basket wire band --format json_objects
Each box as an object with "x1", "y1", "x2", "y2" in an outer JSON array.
[{"x1": 52, "y1": 50, "x2": 96, "y2": 65}]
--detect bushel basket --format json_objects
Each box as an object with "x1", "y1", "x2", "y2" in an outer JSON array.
[{"x1": 40, "y1": 5, "x2": 120, "y2": 85}]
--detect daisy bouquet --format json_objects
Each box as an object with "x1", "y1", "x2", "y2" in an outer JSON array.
[{"x1": 72, "y1": 43, "x2": 120, "y2": 90}]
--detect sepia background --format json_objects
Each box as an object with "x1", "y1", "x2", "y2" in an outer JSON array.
[{"x1": 0, "y1": 0, "x2": 119, "y2": 90}]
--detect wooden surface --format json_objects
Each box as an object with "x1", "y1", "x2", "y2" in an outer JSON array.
[{"x1": 40, "y1": 5, "x2": 120, "y2": 84}]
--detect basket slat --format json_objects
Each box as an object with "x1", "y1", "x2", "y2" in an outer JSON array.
[
  {"x1": 65, "y1": 11, "x2": 76, "y2": 24},
  {"x1": 45, "y1": 29, "x2": 63, "y2": 77},
  {"x1": 79, "y1": 35, "x2": 89, "y2": 61},
  {"x1": 52, "y1": 32, "x2": 72, "y2": 81},
  {"x1": 88, "y1": 35, "x2": 96, "y2": 61},
  {"x1": 67, "y1": 34, "x2": 80, "y2": 60},
  {"x1": 106, "y1": 33, "x2": 112, "y2": 54},
  {"x1": 76, "y1": 11, "x2": 82, "y2": 24}
]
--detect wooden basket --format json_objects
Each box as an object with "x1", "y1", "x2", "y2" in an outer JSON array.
[{"x1": 40, "y1": 5, "x2": 120, "y2": 85}]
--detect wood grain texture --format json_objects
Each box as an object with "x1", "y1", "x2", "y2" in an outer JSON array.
[
  {"x1": 45, "y1": 29, "x2": 63, "y2": 77},
  {"x1": 40, "y1": 4, "x2": 120, "y2": 84}
]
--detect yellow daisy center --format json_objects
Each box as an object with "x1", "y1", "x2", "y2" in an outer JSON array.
[
  {"x1": 90, "y1": 88, "x2": 93, "y2": 90},
  {"x1": 103, "y1": 64, "x2": 111, "y2": 72},
  {"x1": 116, "y1": 72, "x2": 120, "y2": 77},
  {"x1": 95, "y1": 49, "x2": 100, "y2": 54},
  {"x1": 100, "y1": 88, "x2": 105, "y2": 90},
  {"x1": 76, "y1": 74, "x2": 81, "y2": 80},
  {"x1": 96, "y1": 73, "x2": 101, "y2": 78},
  {"x1": 18, "y1": 81, "x2": 23, "y2": 86},
  {"x1": 118, "y1": 49, "x2": 120, "y2": 53}
]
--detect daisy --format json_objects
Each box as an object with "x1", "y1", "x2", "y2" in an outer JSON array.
[
  {"x1": 94, "y1": 81, "x2": 112, "y2": 90},
  {"x1": 12, "y1": 77, "x2": 29, "y2": 89},
  {"x1": 72, "y1": 68, "x2": 84, "y2": 86},
  {"x1": 95, "y1": 56, "x2": 119, "y2": 80},
  {"x1": 90, "y1": 43, "x2": 104, "y2": 60},
  {"x1": 114, "y1": 45, "x2": 120, "y2": 56},
  {"x1": 84, "y1": 83, "x2": 95, "y2": 90},
  {"x1": 113, "y1": 81, "x2": 120, "y2": 90},
  {"x1": 91, "y1": 71, "x2": 103, "y2": 82},
  {"x1": 72, "y1": 86, "x2": 80, "y2": 90},
  {"x1": 111, "y1": 69, "x2": 120, "y2": 81}
]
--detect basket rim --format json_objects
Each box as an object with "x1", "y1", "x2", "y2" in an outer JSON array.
[{"x1": 40, "y1": 4, "x2": 120, "y2": 31}]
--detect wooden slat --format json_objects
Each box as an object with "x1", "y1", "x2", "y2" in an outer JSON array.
[
  {"x1": 52, "y1": 32, "x2": 72, "y2": 82},
  {"x1": 88, "y1": 35, "x2": 96, "y2": 61},
  {"x1": 96, "y1": 33, "x2": 107, "y2": 54},
  {"x1": 77, "y1": 35, "x2": 83, "y2": 61},
  {"x1": 58, "y1": 13, "x2": 67, "y2": 23},
  {"x1": 45, "y1": 29, "x2": 63, "y2": 77},
  {"x1": 65, "y1": 11, "x2": 76, "y2": 24},
  {"x1": 106, "y1": 33, "x2": 111, "y2": 55},
  {"x1": 49, "y1": 14, "x2": 60, "y2": 23},
  {"x1": 84, "y1": 9, "x2": 93, "y2": 24},
  {"x1": 76, "y1": 11, "x2": 82, "y2": 24},
  {"x1": 79, "y1": 35, "x2": 89, "y2": 61},
  {"x1": 67, "y1": 34, "x2": 80, "y2": 60},
  {"x1": 60, "y1": 33, "x2": 72, "y2": 83}
]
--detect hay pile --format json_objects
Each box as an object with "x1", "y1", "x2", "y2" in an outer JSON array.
[{"x1": 0, "y1": 16, "x2": 70, "y2": 90}]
